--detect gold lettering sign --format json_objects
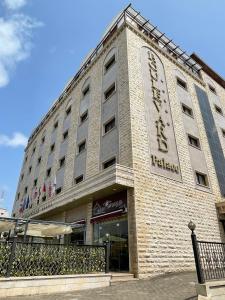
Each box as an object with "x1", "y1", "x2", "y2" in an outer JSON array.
[{"x1": 141, "y1": 47, "x2": 181, "y2": 181}]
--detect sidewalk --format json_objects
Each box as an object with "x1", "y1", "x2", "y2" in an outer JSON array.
[{"x1": 1, "y1": 271, "x2": 197, "y2": 300}]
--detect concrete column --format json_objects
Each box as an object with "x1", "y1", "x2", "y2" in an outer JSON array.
[
  {"x1": 127, "y1": 187, "x2": 139, "y2": 277},
  {"x1": 85, "y1": 201, "x2": 93, "y2": 244}
]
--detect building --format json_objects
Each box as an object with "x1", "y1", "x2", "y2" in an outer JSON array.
[
  {"x1": 0, "y1": 208, "x2": 8, "y2": 218},
  {"x1": 12, "y1": 5, "x2": 225, "y2": 278}
]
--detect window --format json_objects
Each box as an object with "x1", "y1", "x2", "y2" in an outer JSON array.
[
  {"x1": 75, "y1": 175, "x2": 83, "y2": 184},
  {"x1": 182, "y1": 104, "x2": 193, "y2": 117},
  {"x1": 17, "y1": 193, "x2": 20, "y2": 201},
  {"x1": 209, "y1": 84, "x2": 216, "y2": 94},
  {"x1": 32, "y1": 147, "x2": 36, "y2": 155},
  {"x1": 78, "y1": 140, "x2": 86, "y2": 153},
  {"x1": 105, "y1": 54, "x2": 116, "y2": 72},
  {"x1": 104, "y1": 117, "x2": 115, "y2": 134},
  {"x1": 196, "y1": 171, "x2": 209, "y2": 187},
  {"x1": 66, "y1": 106, "x2": 71, "y2": 116},
  {"x1": 82, "y1": 85, "x2": 90, "y2": 97},
  {"x1": 25, "y1": 156, "x2": 28, "y2": 162},
  {"x1": 33, "y1": 178, "x2": 37, "y2": 187},
  {"x1": 104, "y1": 83, "x2": 116, "y2": 100},
  {"x1": 177, "y1": 77, "x2": 187, "y2": 90},
  {"x1": 24, "y1": 186, "x2": 28, "y2": 194},
  {"x1": 50, "y1": 143, "x2": 55, "y2": 152},
  {"x1": 20, "y1": 174, "x2": 24, "y2": 181},
  {"x1": 103, "y1": 157, "x2": 116, "y2": 169},
  {"x1": 37, "y1": 156, "x2": 42, "y2": 165},
  {"x1": 55, "y1": 187, "x2": 62, "y2": 195},
  {"x1": 80, "y1": 110, "x2": 88, "y2": 123},
  {"x1": 28, "y1": 166, "x2": 32, "y2": 173},
  {"x1": 63, "y1": 130, "x2": 69, "y2": 140},
  {"x1": 46, "y1": 168, "x2": 51, "y2": 177},
  {"x1": 12, "y1": 213, "x2": 16, "y2": 218},
  {"x1": 54, "y1": 121, "x2": 58, "y2": 129},
  {"x1": 215, "y1": 104, "x2": 223, "y2": 115},
  {"x1": 41, "y1": 136, "x2": 45, "y2": 144},
  {"x1": 59, "y1": 156, "x2": 65, "y2": 168},
  {"x1": 222, "y1": 129, "x2": 225, "y2": 137},
  {"x1": 188, "y1": 135, "x2": 200, "y2": 149}
]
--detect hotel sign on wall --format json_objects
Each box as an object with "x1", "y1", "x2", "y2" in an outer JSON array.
[{"x1": 141, "y1": 47, "x2": 181, "y2": 181}]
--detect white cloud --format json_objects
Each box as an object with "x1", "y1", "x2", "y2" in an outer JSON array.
[
  {"x1": 0, "y1": 1, "x2": 42, "y2": 87},
  {"x1": 0, "y1": 132, "x2": 28, "y2": 147},
  {"x1": 3, "y1": 0, "x2": 27, "y2": 10}
]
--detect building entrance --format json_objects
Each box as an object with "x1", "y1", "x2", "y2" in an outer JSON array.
[{"x1": 94, "y1": 218, "x2": 129, "y2": 272}]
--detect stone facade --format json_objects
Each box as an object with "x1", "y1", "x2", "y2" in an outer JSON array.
[{"x1": 12, "y1": 6, "x2": 225, "y2": 278}]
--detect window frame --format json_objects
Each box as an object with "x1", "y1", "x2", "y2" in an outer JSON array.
[
  {"x1": 103, "y1": 116, "x2": 116, "y2": 135},
  {"x1": 103, "y1": 157, "x2": 116, "y2": 169},
  {"x1": 65, "y1": 105, "x2": 72, "y2": 117},
  {"x1": 55, "y1": 187, "x2": 62, "y2": 195},
  {"x1": 77, "y1": 140, "x2": 86, "y2": 154},
  {"x1": 24, "y1": 186, "x2": 28, "y2": 194},
  {"x1": 50, "y1": 143, "x2": 55, "y2": 153},
  {"x1": 37, "y1": 156, "x2": 42, "y2": 165},
  {"x1": 214, "y1": 104, "x2": 223, "y2": 116},
  {"x1": 104, "y1": 82, "x2": 116, "y2": 101},
  {"x1": 181, "y1": 103, "x2": 193, "y2": 118},
  {"x1": 221, "y1": 128, "x2": 225, "y2": 138},
  {"x1": 75, "y1": 175, "x2": 84, "y2": 184},
  {"x1": 195, "y1": 171, "x2": 209, "y2": 187},
  {"x1": 80, "y1": 110, "x2": 88, "y2": 124},
  {"x1": 82, "y1": 85, "x2": 90, "y2": 97},
  {"x1": 188, "y1": 134, "x2": 201, "y2": 150},
  {"x1": 104, "y1": 54, "x2": 116, "y2": 73},
  {"x1": 176, "y1": 77, "x2": 187, "y2": 90},
  {"x1": 46, "y1": 168, "x2": 51, "y2": 178},
  {"x1": 63, "y1": 130, "x2": 69, "y2": 141},
  {"x1": 59, "y1": 156, "x2": 66, "y2": 169},
  {"x1": 53, "y1": 121, "x2": 59, "y2": 130},
  {"x1": 208, "y1": 84, "x2": 217, "y2": 94}
]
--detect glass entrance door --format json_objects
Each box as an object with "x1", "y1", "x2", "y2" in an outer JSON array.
[{"x1": 94, "y1": 218, "x2": 129, "y2": 272}]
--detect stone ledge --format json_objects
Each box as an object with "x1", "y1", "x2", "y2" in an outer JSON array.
[
  {"x1": 196, "y1": 280, "x2": 225, "y2": 300},
  {"x1": 0, "y1": 273, "x2": 111, "y2": 297},
  {"x1": 24, "y1": 164, "x2": 134, "y2": 218}
]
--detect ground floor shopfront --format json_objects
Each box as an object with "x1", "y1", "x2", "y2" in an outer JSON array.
[{"x1": 45, "y1": 189, "x2": 132, "y2": 273}]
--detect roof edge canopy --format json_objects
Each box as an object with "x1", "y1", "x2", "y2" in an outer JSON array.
[{"x1": 191, "y1": 53, "x2": 225, "y2": 89}]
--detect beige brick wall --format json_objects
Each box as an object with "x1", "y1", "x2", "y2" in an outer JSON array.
[
  {"x1": 12, "y1": 27, "x2": 133, "y2": 218},
  {"x1": 126, "y1": 26, "x2": 223, "y2": 278},
  {"x1": 12, "y1": 21, "x2": 225, "y2": 280}
]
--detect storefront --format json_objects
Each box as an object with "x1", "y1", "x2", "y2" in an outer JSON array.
[
  {"x1": 69, "y1": 219, "x2": 86, "y2": 245},
  {"x1": 91, "y1": 191, "x2": 129, "y2": 272}
]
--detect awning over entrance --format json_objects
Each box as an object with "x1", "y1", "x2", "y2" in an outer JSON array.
[
  {"x1": 90, "y1": 209, "x2": 126, "y2": 223},
  {"x1": 0, "y1": 217, "x2": 73, "y2": 237},
  {"x1": 22, "y1": 223, "x2": 72, "y2": 237}
]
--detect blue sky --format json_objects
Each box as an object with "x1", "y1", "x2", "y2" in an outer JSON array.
[{"x1": 0, "y1": 0, "x2": 225, "y2": 214}]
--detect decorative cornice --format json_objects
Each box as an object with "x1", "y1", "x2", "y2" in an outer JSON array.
[{"x1": 125, "y1": 22, "x2": 205, "y2": 87}]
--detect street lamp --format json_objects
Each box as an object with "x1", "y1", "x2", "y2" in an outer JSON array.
[{"x1": 188, "y1": 220, "x2": 196, "y2": 233}]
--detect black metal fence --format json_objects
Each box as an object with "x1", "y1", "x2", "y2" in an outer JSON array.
[
  {"x1": 0, "y1": 241, "x2": 108, "y2": 277},
  {"x1": 189, "y1": 221, "x2": 225, "y2": 283}
]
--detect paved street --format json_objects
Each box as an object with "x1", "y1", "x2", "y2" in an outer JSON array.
[{"x1": 2, "y1": 272, "x2": 197, "y2": 300}]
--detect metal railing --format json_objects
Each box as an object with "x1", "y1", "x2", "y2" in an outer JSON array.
[
  {"x1": 0, "y1": 240, "x2": 109, "y2": 277},
  {"x1": 188, "y1": 221, "x2": 225, "y2": 283}
]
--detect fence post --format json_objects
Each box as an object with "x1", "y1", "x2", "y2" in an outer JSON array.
[
  {"x1": 6, "y1": 233, "x2": 17, "y2": 277},
  {"x1": 105, "y1": 242, "x2": 110, "y2": 273},
  {"x1": 188, "y1": 221, "x2": 204, "y2": 284}
]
